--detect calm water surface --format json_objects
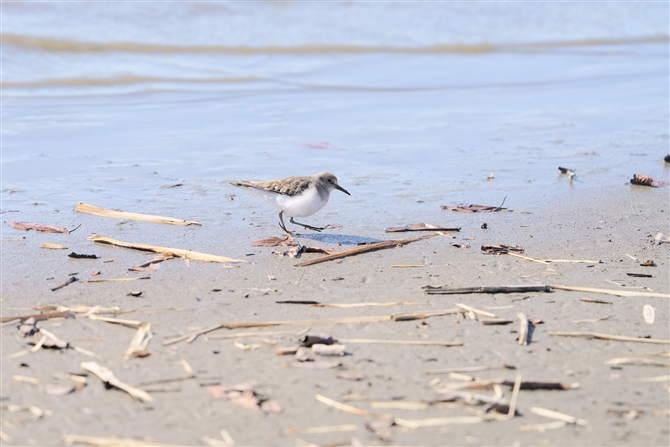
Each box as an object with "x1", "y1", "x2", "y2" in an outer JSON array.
[{"x1": 2, "y1": 2, "x2": 668, "y2": 222}]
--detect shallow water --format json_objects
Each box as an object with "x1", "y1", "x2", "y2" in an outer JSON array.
[{"x1": 2, "y1": 2, "x2": 668, "y2": 224}]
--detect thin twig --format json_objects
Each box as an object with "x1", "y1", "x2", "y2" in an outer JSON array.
[
  {"x1": 295, "y1": 234, "x2": 437, "y2": 267},
  {"x1": 548, "y1": 331, "x2": 670, "y2": 344}
]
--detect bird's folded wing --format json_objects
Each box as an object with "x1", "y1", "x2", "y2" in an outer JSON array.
[{"x1": 232, "y1": 177, "x2": 311, "y2": 196}]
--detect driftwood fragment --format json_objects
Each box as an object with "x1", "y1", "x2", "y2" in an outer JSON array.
[
  {"x1": 507, "y1": 253, "x2": 600, "y2": 264},
  {"x1": 0, "y1": 310, "x2": 71, "y2": 324},
  {"x1": 385, "y1": 223, "x2": 460, "y2": 233},
  {"x1": 340, "y1": 338, "x2": 462, "y2": 347},
  {"x1": 81, "y1": 361, "x2": 152, "y2": 403},
  {"x1": 88, "y1": 277, "x2": 150, "y2": 283},
  {"x1": 62, "y1": 435, "x2": 174, "y2": 446},
  {"x1": 550, "y1": 284, "x2": 669, "y2": 298},
  {"x1": 605, "y1": 357, "x2": 670, "y2": 367},
  {"x1": 294, "y1": 234, "x2": 437, "y2": 267},
  {"x1": 530, "y1": 406, "x2": 589, "y2": 426},
  {"x1": 427, "y1": 366, "x2": 495, "y2": 375},
  {"x1": 433, "y1": 378, "x2": 579, "y2": 392},
  {"x1": 123, "y1": 323, "x2": 153, "y2": 360},
  {"x1": 517, "y1": 313, "x2": 529, "y2": 346},
  {"x1": 455, "y1": 303, "x2": 496, "y2": 318},
  {"x1": 87, "y1": 234, "x2": 246, "y2": 264},
  {"x1": 579, "y1": 297, "x2": 612, "y2": 305},
  {"x1": 68, "y1": 252, "x2": 98, "y2": 259},
  {"x1": 251, "y1": 235, "x2": 296, "y2": 247},
  {"x1": 315, "y1": 394, "x2": 391, "y2": 419},
  {"x1": 41, "y1": 242, "x2": 67, "y2": 250},
  {"x1": 310, "y1": 301, "x2": 422, "y2": 308},
  {"x1": 50, "y1": 276, "x2": 78, "y2": 291},
  {"x1": 394, "y1": 416, "x2": 483, "y2": 428},
  {"x1": 424, "y1": 285, "x2": 550, "y2": 295},
  {"x1": 75, "y1": 202, "x2": 200, "y2": 226},
  {"x1": 284, "y1": 424, "x2": 357, "y2": 436},
  {"x1": 548, "y1": 331, "x2": 669, "y2": 344},
  {"x1": 481, "y1": 245, "x2": 524, "y2": 255},
  {"x1": 481, "y1": 318, "x2": 513, "y2": 326},
  {"x1": 88, "y1": 314, "x2": 144, "y2": 328},
  {"x1": 129, "y1": 254, "x2": 173, "y2": 272},
  {"x1": 441, "y1": 198, "x2": 512, "y2": 213},
  {"x1": 7, "y1": 221, "x2": 79, "y2": 233}
]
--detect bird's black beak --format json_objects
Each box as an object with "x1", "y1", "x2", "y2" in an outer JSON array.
[{"x1": 335, "y1": 184, "x2": 351, "y2": 196}]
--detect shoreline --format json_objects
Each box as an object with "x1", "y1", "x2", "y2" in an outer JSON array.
[{"x1": 1, "y1": 176, "x2": 668, "y2": 446}]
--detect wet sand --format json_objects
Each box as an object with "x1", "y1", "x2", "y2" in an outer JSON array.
[
  {"x1": 2, "y1": 4, "x2": 669, "y2": 445},
  {"x1": 1, "y1": 174, "x2": 668, "y2": 446}
]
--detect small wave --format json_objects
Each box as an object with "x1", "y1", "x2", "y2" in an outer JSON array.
[
  {"x1": 4, "y1": 33, "x2": 668, "y2": 55},
  {"x1": 1, "y1": 75, "x2": 264, "y2": 88}
]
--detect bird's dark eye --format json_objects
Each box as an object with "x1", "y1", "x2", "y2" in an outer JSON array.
[{"x1": 327, "y1": 179, "x2": 332, "y2": 183}]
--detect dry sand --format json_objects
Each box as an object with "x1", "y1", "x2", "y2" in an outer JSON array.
[{"x1": 1, "y1": 179, "x2": 669, "y2": 447}]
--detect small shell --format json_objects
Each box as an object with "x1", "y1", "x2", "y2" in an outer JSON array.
[{"x1": 643, "y1": 304, "x2": 655, "y2": 324}]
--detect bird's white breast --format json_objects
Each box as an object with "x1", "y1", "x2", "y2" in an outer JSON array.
[
  {"x1": 244, "y1": 183, "x2": 328, "y2": 217},
  {"x1": 277, "y1": 184, "x2": 328, "y2": 217}
]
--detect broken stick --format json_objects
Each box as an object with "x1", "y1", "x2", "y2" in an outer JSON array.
[
  {"x1": 75, "y1": 203, "x2": 200, "y2": 226},
  {"x1": 425, "y1": 285, "x2": 550, "y2": 295},
  {"x1": 548, "y1": 331, "x2": 670, "y2": 344},
  {"x1": 294, "y1": 234, "x2": 437, "y2": 267},
  {"x1": 87, "y1": 234, "x2": 246, "y2": 264}
]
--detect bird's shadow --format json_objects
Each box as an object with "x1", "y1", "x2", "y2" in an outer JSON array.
[{"x1": 295, "y1": 233, "x2": 384, "y2": 246}]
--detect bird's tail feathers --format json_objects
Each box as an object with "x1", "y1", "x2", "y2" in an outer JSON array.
[{"x1": 229, "y1": 180, "x2": 254, "y2": 188}]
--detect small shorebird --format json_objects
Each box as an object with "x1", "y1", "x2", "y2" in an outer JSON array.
[{"x1": 230, "y1": 172, "x2": 350, "y2": 234}]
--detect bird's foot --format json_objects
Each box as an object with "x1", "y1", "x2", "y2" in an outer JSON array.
[
  {"x1": 290, "y1": 218, "x2": 324, "y2": 232},
  {"x1": 280, "y1": 227, "x2": 295, "y2": 235}
]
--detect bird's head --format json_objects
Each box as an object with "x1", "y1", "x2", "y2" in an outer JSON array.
[{"x1": 316, "y1": 172, "x2": 351, "y2": 196}]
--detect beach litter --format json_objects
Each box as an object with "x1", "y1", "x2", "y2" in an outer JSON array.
[
  {"x1": 481, "y1": 244, "x2": 525, "y2": 255},
  {"x1": 517, "y1": 313, "x2": 530, "y2": 346},
  {"x1": 74, "y1": 202, "x2": 201, "y2": 226},
  {"x1": 385, "y1": 223, "x2": 461, "y2": 233},
  {"x1": 424, "y1": 284, "x2": 551, "y2": 295},
  {"x1": 7, "y1": 221, "x2": 80, "y2": 233},
  {"x1": 251, "y1": 235, "x2": 296, "y2": 247},
  {"x1": 441, "y1": 198, "x2": 509, "y2": 213},
  {"x1": 643, "y1": 304, "x2": 656, "y2": 324},
  {"x1": 129, "y1": 254, "x2": 172, "y2": 271},
  {"x1": 87, "y1": 276, "x2": 150, "y2": 283},
  {"x1": 49, "y1": 276, "x2": 79, "y2": 291},
  {"x1": 123, "y1": 323, "x2": 153, "y2": 360},
  {"x1": 87, "y1": 234, "x2": 247, "y2": 264},
  {"x1": 62, "y1": 435, "x2": 175, "y2": 446},
  {"x1": 81, "y1": 361, "x2": 153, "y2": 403},
  {"x1": 547, "y1": 331, "x2": 670, "y2": 344},
  {"x1": 208, "y1": 382, "x2": 282, "y2": 414},
  {"x1": 41, "y1": 242, "x2": 68, "y2": 249},
  {"x1": 68, "y1": 252, "x2": 98, "y2": 259},
  {"x1": 630, "y1": 173, "x2": 669, "y2": 187},
  {"x1": 1, "y1": 310, "x2": 71, "y2": 324},
  {"x1": 294, "y1": 234, "x2": 437, "y2": 266}
]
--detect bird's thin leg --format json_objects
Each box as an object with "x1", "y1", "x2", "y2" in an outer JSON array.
[
  {"x1": 278, "y1": 211, "x2": 294, "y2": 235},
  {"x1": 290, "y1": 217, "x2": 324, "y2": 232}
]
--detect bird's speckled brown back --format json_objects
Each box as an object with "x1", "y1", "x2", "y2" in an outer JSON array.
[{"x1": 232, "y1": 175, "x2": 313, "y2": 196}]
